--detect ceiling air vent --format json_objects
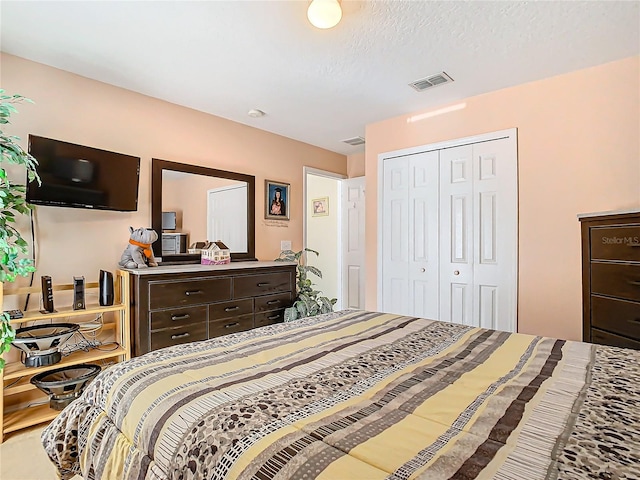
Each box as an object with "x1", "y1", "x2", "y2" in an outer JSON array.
[
  {"x1": 342, "y1": 136, "x2": 365, "y2": 146},
  {"x1": 409, "y1": 72, "x2": 454, "y2": 92}
]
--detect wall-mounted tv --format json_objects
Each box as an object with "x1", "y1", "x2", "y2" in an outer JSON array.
[{"x1": 27, "y1": 135, "x2": 141, "y2": 212}]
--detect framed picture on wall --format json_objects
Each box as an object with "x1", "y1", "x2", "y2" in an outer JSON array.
[
  {"x1": 312, "y1": 197, "x2": 329, "y2": 216},
  {"x1": 265, "y1": 180, "x2": 290, "y2": 220}
]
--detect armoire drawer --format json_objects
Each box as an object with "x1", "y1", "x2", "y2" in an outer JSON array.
[
  {"x1": 591, "y1": 295, "x2": 640, "y2": 340},
  {"x1": 150, "y1": 322, "x2": 208, "y2": 351},
  {"x1": 255, "y1": 309, "x2": 285, "y2": 328},
  {"x1": 209, "y1": 314, "x2": 254, "y2": 338},
  {"x1": 150, "y1": 305, "x2": 207, "y2": 331},
  {"x1": 591, "y1": 328, "x2": 640, "y2": 350},
  {"x1": 234, "y1": 272, "x2": 292, "y2": 298},
  {"x1": 590, "y1": 262, "x2": 640, "y2": 302},
  {"x1": 209, "y1": 299, "x2": 253, "y2": 320},
  {"x1": 149, "y1": 277, "x2": 232, "y2": 310},
  {"x1": 254, "y1": 292, "x2": 292, "y2": 313},
  {"x1": 590, "y1": 225, "x2": 640, "y2": 262}
]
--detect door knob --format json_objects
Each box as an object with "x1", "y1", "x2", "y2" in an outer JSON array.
[
  {"x1": 420, "y1": 268, "x2": 426, "y2": 273},
  {"x1": 454, "y1": 270, "x2": 460, "y2": 276}
]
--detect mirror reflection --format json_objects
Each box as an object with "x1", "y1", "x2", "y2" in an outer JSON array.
[
  {"x1": 161, "y1": 171, "x2": 248, "y2": 255},
  {"x1": 151, "y1": 158, "x2": 256, "y2": 263}
]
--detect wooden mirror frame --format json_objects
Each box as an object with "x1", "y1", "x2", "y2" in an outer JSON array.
[{"x1": 151, "y1": 158, "x2": 256, "y2": 262}]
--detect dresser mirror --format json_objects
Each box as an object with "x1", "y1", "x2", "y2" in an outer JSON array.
[{"x1": 151, "y1": 158, "x2": 256, "y2": 263}]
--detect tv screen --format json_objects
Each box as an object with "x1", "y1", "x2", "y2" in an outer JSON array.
[{"x1": 26, "y1": 135, "x2": 140, "y2": 211}]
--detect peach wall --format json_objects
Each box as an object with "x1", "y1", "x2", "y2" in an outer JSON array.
[
  {"x1": 365, "y1": 56, "x2": 640, "y2": 341},
  {"x1": 1, "y1": 53, "x2": 346, "y2": 292},
  {"x1": 347, "y1": 152, "x2": 365, "y2": 177}
]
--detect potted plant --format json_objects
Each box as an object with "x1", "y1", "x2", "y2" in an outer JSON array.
[
  {"x1": 275, "y1": 248, "x2": 337, "y2": 322},
  {"x1": 0, "y1": 90, "x2": 40, "y2": 369}
]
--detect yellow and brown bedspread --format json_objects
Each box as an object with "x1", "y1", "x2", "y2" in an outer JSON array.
[{"x1": 42, "y1": 310, "x2": 639, "y2": 479}]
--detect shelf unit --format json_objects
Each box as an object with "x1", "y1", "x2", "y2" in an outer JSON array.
[{"x1": 0, "y1": 270, "x2": 130, "y2": 442}]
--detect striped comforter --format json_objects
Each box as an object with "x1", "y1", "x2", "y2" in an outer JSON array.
[{"x1": 42, "y1": 310, "x2": 639, "y2": 479}]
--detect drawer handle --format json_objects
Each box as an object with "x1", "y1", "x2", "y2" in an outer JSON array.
[
  {"x1": 257, "y1": 282, "x2": 270, "y2": 287},
  {"x1": 185, "y1": 290, "x2": 203, "y2": 296},
  {"x1": 628, "y1": 281, "x2": 640, "y2": 286},
  {"x1": 629, "y1": 243, "x2": 640, "y2": 247},
  {"x1": 628, "y1": 318, "x2": 640, "y2": 324},
  {"x1": 267, "y1": 314, "x2": 280, "y2": 320},
  {"x1": 266, "y1": 299, "x2": 281, "y2": 305},
  {"x1": 171, "y1": 314, "x2": 191, "y2": 321},
  {"x1": 171, "y1": 332, "x2": 191, "y2": 340},
  {"x1": 224, "y1": 322, "x2": 240, "y2": 329},
  {"x1": 224, "y1": 306, "x2": 240, "y2": 312}
]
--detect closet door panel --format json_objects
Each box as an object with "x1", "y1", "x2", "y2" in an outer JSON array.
[
  {"x1": 382, "y1": 158, "x2": 410, "y2": 315},
  {"x1": 408, "y1": 152, "x2": 439, "y2": 319},
  {"x1": 440, "y1": 145, "x2": 474, "y2": 326}
]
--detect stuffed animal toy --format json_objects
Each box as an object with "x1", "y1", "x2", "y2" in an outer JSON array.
[{"x1": 118, "y1": 227, "x2": 159, "y2": 268}]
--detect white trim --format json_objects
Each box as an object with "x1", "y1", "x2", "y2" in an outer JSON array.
[{"x1": 377, "y1": 128, "x2": 518, "y2": 325}]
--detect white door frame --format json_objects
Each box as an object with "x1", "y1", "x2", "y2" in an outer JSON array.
[
  {"x1": 303, "y1": 167, "x2": 347, "y2": 309},
  {"x1": 377, "y1": 128, "x2": 518, "y2": 321}
]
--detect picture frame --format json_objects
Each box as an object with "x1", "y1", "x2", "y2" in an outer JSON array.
[
  {"x1": 265, "y1": 180, "x2": 290, "y2": 220},
  {"x1": 312, "y1": 197, "x2": 329, "y2": 216}
]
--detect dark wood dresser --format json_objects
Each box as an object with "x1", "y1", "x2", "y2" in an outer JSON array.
[
  {"x1": 579, "y1": 210, "x2": 640, "y2": 349},
  {"x1": 128, "y1": 262, "x2": 296, "y2": 356}
]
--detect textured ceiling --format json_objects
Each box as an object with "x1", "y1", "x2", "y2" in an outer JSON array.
[{"x1": 1, "y1": 1, "x2": 638, "y2": 155}]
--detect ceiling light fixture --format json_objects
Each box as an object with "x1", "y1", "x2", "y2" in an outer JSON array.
[
  {"x1": 307, "y1": 0, "x2": 342, "y2": 29},
  {"x1": 247, "y1": 109, "x2": 266, "y2": 118}
]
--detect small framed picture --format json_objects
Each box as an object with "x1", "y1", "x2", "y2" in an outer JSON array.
[
  {"x1": 312, "y1": 197, "x2": 329, "y2": 216},
  {"x1": 265, "y1": 180, "x2": 290, "y2": 220}
]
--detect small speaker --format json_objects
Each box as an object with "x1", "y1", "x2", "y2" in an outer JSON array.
[
  {"x1": 73, "y1": 276, "x2": 85, "y2": 310},
  {"x1": 41, "y1": 275, "x2": 55, "y2": 313},
  {"x1": 99, "y1": 270, "x2": 114, "y2": 306}
]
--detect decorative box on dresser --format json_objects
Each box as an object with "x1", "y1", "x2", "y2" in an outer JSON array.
[
  {"x1": 579, "y1": 209, "x2": 640, "y2": 350},
  {"x1": 128, "y1": 261, "x2": 296, "y2": 356}
]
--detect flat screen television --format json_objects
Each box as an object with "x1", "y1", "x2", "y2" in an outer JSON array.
[{"x1": 26, "y1": 135, "x2": 141, "y2": 211}]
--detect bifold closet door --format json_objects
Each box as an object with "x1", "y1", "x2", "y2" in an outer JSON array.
[
  {"x1": 382, "y1": 151, "x2": 439, "y2": 318},
  {"x1": 439, "y1": 138, "x2": 517, "y2": 331}
]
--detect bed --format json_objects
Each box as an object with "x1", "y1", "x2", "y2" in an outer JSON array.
[{"x1": 42, "y1": 310, "x2": 639, "y2": 479}]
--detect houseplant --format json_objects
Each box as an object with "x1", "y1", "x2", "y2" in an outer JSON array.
[
  {"x1": 275, "y1": 248, "x2": 336, "y2": 322},
  {"x1": 0, "y1": 90, "x2": 40, "y2": 369}
]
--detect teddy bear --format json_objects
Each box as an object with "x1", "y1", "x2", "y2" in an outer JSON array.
[{"x1": 118, "y1": 227, "x2": 159, "y2": 268}]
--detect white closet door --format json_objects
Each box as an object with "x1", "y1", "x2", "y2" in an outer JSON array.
[
  {"x1": 207, "y1": 184, "x2": 247, "y2": 251},
  {"x1": 472, "y1": 139, "x2": 518, "y2": 332},
  {"x1": 439, "y1": 145, "x2": 474, "y2": 325},
  {"x1": 382, "y1": 157, "x2": 410, "y2": 315},
  {"x1": 408, "y1": 152, "x2": 439, "y2": 319}
]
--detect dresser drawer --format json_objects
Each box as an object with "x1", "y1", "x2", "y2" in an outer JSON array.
[
  {"x1": 234, "y1": 272, "x2": 292, "y2": 298},
  {"x1": 591, "y1": 328, "x2": 640, "y2": 350},
  {"x1": 591, "y1": 263, "x2": 640, "y2": 302},
  {"x1": 254, "y1": 292, "x2": 292, "y2": 313},
  {"x1": 590, "y1": 225, "x2": 640, "y2": 262},
  {"x1": 255, "y1": 309, "x2": 285, "y2": 328},
  {"x1": 150, "y1": 322, "x2": 208, "y2": 351},
  {"x1": 591, "y1": 295, "x2": 640, "y2": 340},
  {"x1": 209, "y1": 298, "x2": 253, "y2": 320},
  {"x1": 209, "y1": 314, "x2": 254, "y2": 338},
  {"x1": 150, "y1": 306, "x2": 207, "y2": 331},
  {"x1": 149, "y1": 277, "x2": 232, "y2": 310}
]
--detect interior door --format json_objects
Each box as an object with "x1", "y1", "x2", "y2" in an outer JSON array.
[
  {"x1": 207, "y1": 184, "x2": 248, "y2": 250},
  {"x1": 382, "y1": 152, "x2": 439, "y2": 317},
  {"x1": 342, "y1": 177, "x2": 365, "y2": 309},
  {"x1": 439, "y1": 145, "x2": 474, "y2": 325},
  {"x1": 472, "y1": 138, "x2": 518, "y2": 332}
]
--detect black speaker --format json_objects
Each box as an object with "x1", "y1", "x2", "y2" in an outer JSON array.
[
  {"x1": 73, "y1": 276, "x2": 85, "y2": 310},
  {"x1": 41, "y1": 275, "x2": 55, "y2": 313},
  {"x1": 99, "y1": 270, "x2": 114, "y2": 306}
]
